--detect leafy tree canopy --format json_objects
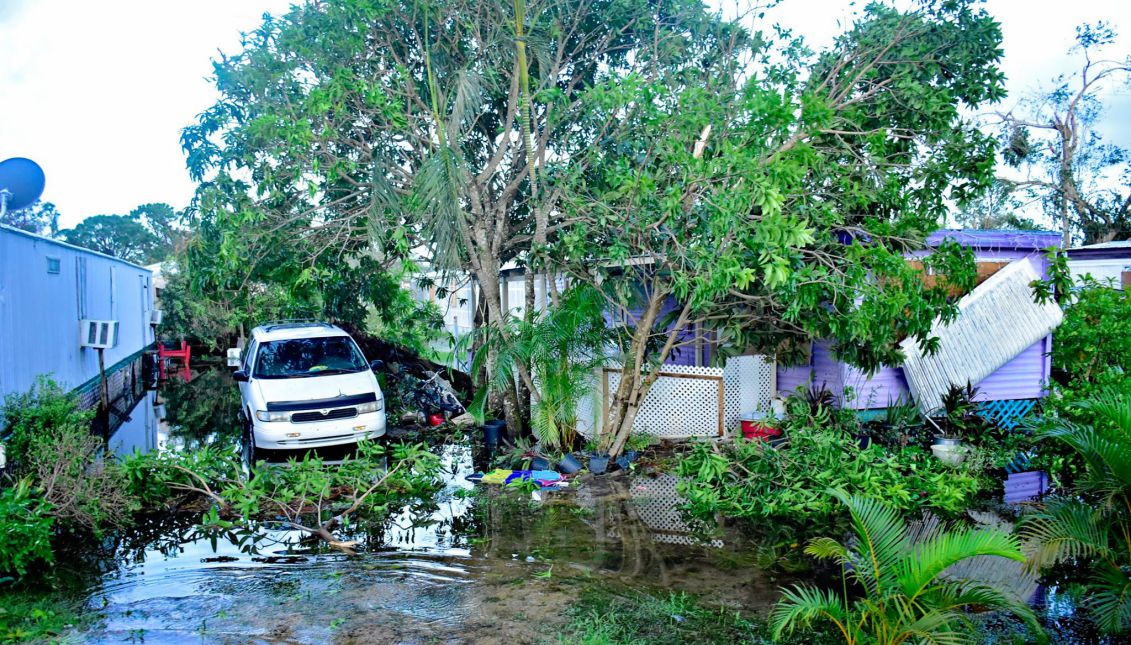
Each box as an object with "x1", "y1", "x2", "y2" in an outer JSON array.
[
  {"x1": 0, "y1": 200, "x2": 59, "y2": 236},
  {"x1": 57, "y1": 203, "x2": 184, "y2": 265},
  {"x1": 551, "y1": 0, "x2": 1004, "y2": 452}
]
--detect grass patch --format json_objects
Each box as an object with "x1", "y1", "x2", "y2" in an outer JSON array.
[
  {"x1": 554, "y1": 587, "x2": 831, "y2": 645},
  {"x1": 0, "y1": 592, "x2": 88, "y2": 644}
]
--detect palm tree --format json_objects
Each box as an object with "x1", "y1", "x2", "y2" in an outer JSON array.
[
  {"x1": 772, "y1": 490, "x2": 1046, "y2": 644},
  {"x1": 467, "y1": 284, "x2": 609, "y2": 451},
  {"x1": 1019, "y1": 391, "x2": 1131, "y2": 634}
]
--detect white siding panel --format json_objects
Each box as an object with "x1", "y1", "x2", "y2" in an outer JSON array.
[{"x1": 899, "y1": 260, "x2": 1062, "y2": 413}]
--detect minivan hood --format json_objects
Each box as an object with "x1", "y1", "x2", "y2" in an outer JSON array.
[{"x1": 253, "y1": 371, "x2": 378, "y2": 407}]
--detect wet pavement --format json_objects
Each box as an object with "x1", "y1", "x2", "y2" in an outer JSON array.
[{"x1": 74, "y1": 366, "x2": 784, "y2": 644}]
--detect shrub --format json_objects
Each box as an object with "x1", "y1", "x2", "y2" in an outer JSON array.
[
  {"x1": 24, "y1": 414, "x2": 135, "y2": 535},
  {"x1": 1, "y1": 377, "x2": 91, "y2": 471},
  {"x1": 0, "y1": 480, "x2": 55, "y2": 578},
  {"x1": 678, "y1": 409, "x2": 983, "y2": 537}
]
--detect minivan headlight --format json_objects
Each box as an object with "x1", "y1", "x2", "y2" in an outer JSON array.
[
  {"x1": 255, "y1": 410, "x2": 290, "y2": 422},
  {"x1": 357, "y1": 399, "x2": 383, "y2": 414}
]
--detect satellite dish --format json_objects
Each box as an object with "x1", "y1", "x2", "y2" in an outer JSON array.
[{"x1": 0, "y1": 157, "x2": 46, "y2": 212}]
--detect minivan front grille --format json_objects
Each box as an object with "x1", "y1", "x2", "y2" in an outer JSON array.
[{"x1": 291, "y1": 407, "x2": 358, "y2": 423}]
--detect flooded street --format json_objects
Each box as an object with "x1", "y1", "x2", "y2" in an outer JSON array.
[{"x1": 72, "y1": 366, "x2": 785, "y2": 644}]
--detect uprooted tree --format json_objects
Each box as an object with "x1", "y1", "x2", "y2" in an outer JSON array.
[
  {"x1": 553, "y1": 0, "x2": 1000, "y2": 456},
  {"x1": 180, "y1": 0, "x2": 749, "y2": 436}
]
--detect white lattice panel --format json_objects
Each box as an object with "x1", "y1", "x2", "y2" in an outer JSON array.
[
  {"x1": 605, "y1": 364, "x2": 724, "y2": 438},
  {"x1": 722, "y1": 355, "x2": 775, "y2": 435}
]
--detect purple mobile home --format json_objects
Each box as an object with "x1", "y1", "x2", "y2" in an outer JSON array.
[{"x1": 777, "y1": 229, "x2": 1063, "y2": 410}]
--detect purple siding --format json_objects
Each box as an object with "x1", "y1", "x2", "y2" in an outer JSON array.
[
  {"x1": 974, "y1": 338, "x2": 1048, "y2": 401},
  {"x1": 774, "y1": 230, "x2": 1061, "y2": 407}
]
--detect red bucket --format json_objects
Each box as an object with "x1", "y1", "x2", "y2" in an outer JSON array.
[
  {"x1": 740, "y1": 413, "x2": 781, "y2": 441},
  {"x1": 427, "y1": 412, "x2": 445, "y2": 426}
]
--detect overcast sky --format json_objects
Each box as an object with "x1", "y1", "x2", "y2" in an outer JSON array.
[{"x1": 1, "y1": 0, "x2": 1128, "y2": 229}]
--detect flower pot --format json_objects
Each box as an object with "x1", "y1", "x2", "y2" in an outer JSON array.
[
  {"x1": 588, "y1": 454, "x2": 610, "y2": 474},
  {"x1": 931, "y1": 443, "x2": 967, "y2": 466},
  {"x1": 427, "y1": 412, "x2": 445, "y2": 426},
  {"x1": 483, "y1": 420, "x2": 506, "y2": 451},
  {"x1": 740, "y1": 412, "x2": 781, "y2": 441},
  {"x1": 933, "y1": 437, "x2": 961, "y2": 447},
  {"x1": 615, "y1": 449, "x2": 639, "y2": 470},
  {"x1": 558, "y1": 454, "x2": 583, "y2": 474},
  {"x1": 531, "y1": 456, "x2": 552, "y2": 470},
  {"x1": 855, "y1": 433, "x2": 872, "y2": 449}
]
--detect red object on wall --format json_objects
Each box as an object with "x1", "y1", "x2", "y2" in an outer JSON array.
[{"x1": 740, "y1": 419, "x2": 781, "y2": 441}]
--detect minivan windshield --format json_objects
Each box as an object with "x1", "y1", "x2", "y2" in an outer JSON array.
[{"x1": 254, "y1": 336, "x2": 369, "y2": 379}]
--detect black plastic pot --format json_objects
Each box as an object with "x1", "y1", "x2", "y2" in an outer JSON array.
[
  {"x1": 483, "y1": 420, "x2": 505, "y2": 450},
  {"x1": 615, "y1": 450, "x2": 639, "y2": 470},
  {"x1": 558, "y1": 454, "x2": 583, "y2": 474},
  {"x1": 589, "y1": 454, "x2": 610, "y2": 474},
  {"x1": 855, "y1": 433, "x2": 872, "y2": 449},
  {"x1": 531, "y1": 456, "x2": 551, "y2": 470}
]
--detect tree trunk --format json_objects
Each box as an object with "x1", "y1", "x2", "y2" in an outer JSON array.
[{"x1": 475, "y1": 263, "x2": 524, "y2": 441}]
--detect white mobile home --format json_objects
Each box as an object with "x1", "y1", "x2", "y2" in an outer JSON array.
[
  {"x1": 0, "y1": 224, "x2": 156, "y2": 406},
  {"x1": 1066, "y1": 240, "x2": 1131, "y2": 290}
]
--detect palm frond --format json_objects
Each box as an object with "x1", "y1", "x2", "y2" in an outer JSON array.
[
  {"x1": 414, "y1": 145, "x2": 469, "y2": 272},
  {"x1": 1077, "y1": 391, "x2": 1131, "y2": 437},
  {"x1": 831, "y1": 488, "x2": 909, "y2": 595},
  {"x1": 806, "y1": 536, "x2": 851, "y2": 564},
  {"x1": 1018, "y1": 498, "x2": 1112, "y2": 570},
  {"x1": 899, "y1": 526, "x2": 1024, "y2": 601},
  {"x1": 770, "y1": 585, "x2": 852, "y2": 642},
  {"x1": 923, "y1": 580, "x2": 1047, "y2": 644}
]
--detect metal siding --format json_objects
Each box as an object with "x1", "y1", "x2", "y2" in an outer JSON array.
[
  {"x1": 841, "y1": 365, "x2": 911, "y2": 410},
  {"x1": 899, "y1": 260, "x2": 1063, "y2": 412},
  {"x1": 0, "y1": 228, "x2": 152, "y2": 398},
  {"x1": 975, "y1": 338, "x2": 1048, "y2": 401}
]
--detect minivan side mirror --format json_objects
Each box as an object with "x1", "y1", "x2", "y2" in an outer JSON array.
[
  {"x1": 232, "y1": 370, "x2": 249, "y2": 383},
  {"x1": 369, "y1": 359, "x2": 384, "y2": 372}
]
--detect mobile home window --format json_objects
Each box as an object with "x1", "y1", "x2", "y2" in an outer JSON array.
[{"x1": 46, "y1": 257, "x2": 61, "y2": 274}]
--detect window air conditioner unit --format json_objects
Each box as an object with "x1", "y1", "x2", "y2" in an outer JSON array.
[
  {"x1": 80, "y1": 320, "x2": 119, "y2": 349},
  {"x1": 149, "y1": 309, "x2": 164, "y2": 325}
]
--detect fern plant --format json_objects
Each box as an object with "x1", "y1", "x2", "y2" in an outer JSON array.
[
  {"x1": 1019, "y1": 391, "x2": 1131, "y2": 634},
  {"x1": 771, "y1": 490, "x2": 1045, "y2": 644}
]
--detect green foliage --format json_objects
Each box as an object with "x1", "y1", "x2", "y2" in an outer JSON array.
[
  {"x1": 556, "y1": 587, "x2": 809, "y2": 645},
  {"x1": 1, "y1": 377, "x2": 91, "y2": 471},
  {"x1": 678, "y1": 411, "x2": 984, "y2": 536},
  {"x1": 771, "y1": 490, "x2": 1045, "y2": 645},
  {"x1": 1019, "y1": 392, "x2": 1131, "y2": 634},
  {"x1": 469, "y1": 285, "x2": 610, "y2": 450},
  {"x1": 0, "y1": 593, "x2": 82, "y2": 644},
  {"x1": 0, "y1": 200, "x2": 59, "y2": 236},
  {"x1": 1047, "y1": 278, "x2": 1131, "y2": 426},
  {"x1": 2, "y1": 377, "x2": 132, "y2": 536},
  {"x1": 23, "y1": 414, "x2": 135, "y2": 535},
  {"x1": 0, "y1": 480, "x2": 54, "y2": 578},
  {"x1": 57, "y1": 203, "x2": 184, "y2": 265}
]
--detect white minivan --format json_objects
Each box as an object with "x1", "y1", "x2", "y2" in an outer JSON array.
[{"x1": 232, "y1": 322, "x2": 386, "y2": 457}]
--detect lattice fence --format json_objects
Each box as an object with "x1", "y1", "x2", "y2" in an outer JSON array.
[
  {"x1": 978, "y1": 399, "x2": 1037, "y2": 430},
  {"x1": 581, "y1": 355, "x2": 776, "y2": 440},
  {"x1": 605, "y1": 365, "x2": 725, "y2": 438}
]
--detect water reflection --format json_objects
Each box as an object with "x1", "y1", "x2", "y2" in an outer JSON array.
[{"x1": 75, "y1": 367, "x2": 786, "y2": 643}]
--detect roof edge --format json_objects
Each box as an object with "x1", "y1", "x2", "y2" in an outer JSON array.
[{"x1": 0, "y1": 223, "x2": 153, "y2": 272}]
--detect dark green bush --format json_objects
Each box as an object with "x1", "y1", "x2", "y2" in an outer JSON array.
[
  {"x1": 0, "y1": 480, "x2": 54, "y2": 578},
  {"x1": 1, "y1": 378, "x2": 91, "y2": 471}
]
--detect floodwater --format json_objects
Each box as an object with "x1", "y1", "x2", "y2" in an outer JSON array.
[{"x1": 71, "y1": 366, "x2": 784, "y2": 644}]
